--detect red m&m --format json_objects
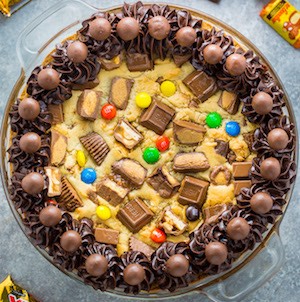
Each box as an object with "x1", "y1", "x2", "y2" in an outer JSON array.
[
  {"x1": 101, "y1": 103, "x2": 116, "y2": 120},
  {"x1": 156, "y1": 136, "x2": 170, "y2": 152},
  {"x1": 150, "y1": 228, "x2": 166, "y2": 243}
]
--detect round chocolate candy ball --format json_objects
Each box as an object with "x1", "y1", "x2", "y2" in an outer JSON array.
[
  {"x1": 260, "y1": 157, "x2": 281, "y2": 180},
  {"x1": 186, "y1": 205, "x2": 200, "y2": 221},
  {"x1": 21, "y1": 172, "x2": 44, "y2": 195},
  {"x1": 226, "y1": 217, "x2": 250, "y2": 240},
  {"x1": 203, "y1": 44, "x2": 223, "y2": 65},
  {"x1": 267, "y1": 128, "x2": 289, "y2": 151},
  {"x1": 18, "y1": 98, "x2": 40, "y2": 121},
  {"x1": 85, "y1": 254, "x2": 108, "y2": 277},
  {"x1": 123, "y1": 263, "x2": 145, "y2": 286},
  {"x1": 37, "y1": 68, "x2": 60, "y2": 90},
  {"x1": 19, "y1": 132, "x2": 41, "y2": 153},
  {"x1": 60, "y1": 230, "x2": 82, "y2": 253},
  {"x1": 148, "y1": 16, "x2": 170, "y2": 40},
  {"x1": 39, "y1": 206, "x2": 62, "y2": 227},
  {"x1": 205, "y1": 242, "x2": 228, "y2": 265},
  {"x1": 251, "y1": 92, "x2": 273, "y2": 115},
  {"x1": 225, "y1": 53, "x2": 246, "y2": 76},
  {"x1": 88, "y1": 17, "x2": 112, "y2": 41},
  {"x1": 117, "y1": 17, "x2": 140, "y2": 41},
  {"x1": 176, "y1": 26, "x2": 197, "y2": 47},
  {"x1": 166, "y1": 254, "x2": 189, "y2": 277},
  {"x1": 67, "y1": 41, "x2": 88, "y2": 63},
  {"x1": 250, "y1": 192, "x2": 273, "y2": 214}
]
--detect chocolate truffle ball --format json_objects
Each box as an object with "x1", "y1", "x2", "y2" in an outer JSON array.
[
  {"x1": 176, "y1": 26, "x2": 197, "y2": 47},
  {"x1": 60, "y1": 230, "x2": 82, "y2": 253},
  {"x1": 166, "y1": 254, "x2": 189, "y2": 277},
  {"x1": 85, "y1": 254, "x2": 108, "y2": 277},
  {"x1": 267, "y1": 128, "x2": 289, "y2": 151},
  {"x1": 226, "y1": 217, "x2": 250, "y2": 240},
  {"x1": 67, "y1": 41, "x2": 88, "y2": 63},
  {"x1": 186, "y1": 205, "x2": 200, "y2": 221},
  {"x1": 260, "y1": 157, "x2": 281, "y2": 180},
  {"x1": 205, "y1": 242, "x2": 228, "y2": 265},
  {"x1": 148, "y1": 16, "x2": 170, "y2": 40},
  {"x1": 39, "y1": 206, "x2": 62, "y2": 227},
  {"x1": 18, "y1": 98, "x2": 40, "y2": 121},
  {"x1": 19, "y1": 132, "x2": 41, "y2": 153},
  {"x1": 250, "y1": 192, "x2": 273, "y2": 214},
  {"x1": 203, "y1": 44, "x2": 223, "y2": 65},
  {"x1": 117, "y1": 17, "x2": 140, "y2": 41},
  {"x1": 21, "y1": 172, "x2": 44, "y2": 195},
  {"x1": 88, "y1": 17, "x2": 112, "y2": 41},
  {"x1": 37, "y1": 68, "x2": 60, "y2": 90},
  {"x1": 225, "y1": 53, "x2": 247, "y2": 76},
  {"x1": 123, "y1": 263, "x2": 145, "y2": 286},
  {"x1": 251, "y1": 92, "x2": 273, "y2": 115}
]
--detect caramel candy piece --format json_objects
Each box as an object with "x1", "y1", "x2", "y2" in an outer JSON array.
[
  {"x1": 80, "y1": 132, "x2": 110, "y2": 166},
  {"x1": 173, "y1": 120, "x2": 206, "y2": 145},
  {"x1": 72, "y1": 78, "x2": 100, "y2": 90},
  {"x1": 126, "y1": 53, "x2": 153, "y2": 72},
  {"x1": 51, "y1": 130, "x2": 67, "y2": 166},
  {"x1": 158, "y1": 207, "x2": 187, "y2": 235},
  {"x1": 140, "y1": 100, "x2": 176, "y2": 135},
  {"x1": 215, "y1": 139, "x2": 229, "y2": 158},
  {"x1": 129, "y1": 236, "x2": 154, "y2": 259},
  {"x1": 204, "y1": 204, "x2": 229, "y2": 225},
  {"x1": 77, "y1": 90, "x2": 102, "y2": 121},
  {"x1": 44, "y1": 166, "x2": 62, "y2": 197},
  {"x1": 58, "y1": 176, "x2": 83, "y2": 211},
  {"x1": 95, "y1": 228, "x2": 119, "y2": 245},
  {"x1": 117, "y1": 198, "x2": 154, "y2": 233},
  {"x1": 96, "y1": 178, "x2": 129, "y2": 206},
  {"x1": 114, "y1": 119, "x2": 143, "y2": 149},
  {"x1": 234, "y1": 180, "x2": 252, "y2": 196},
  {"x1": 178, "y1": 176, "x2": 209, "y2": 206},
  {"x1": 99, "y1": 55, "x2": 122, "y2": 71},
  {"x1": 147, "y1": 166, "x2": 180, "y2": 198},
  {"x1": 172, "y1": 53, "x2": 192, "y2": 67},
  {"x1": 183, "y1": 70, "x2": 218, "y2": 102},
  {"x1": 218, "y1": 90, "x2": 240, "y2": 115},
  {"x1": 173, "y1": 152, "x2": 210, "y2": 173},
  {"x1": 232, "y1": 162, "x2": 252, "y2": 179},
  {"x1": 48, "y1": 104, "x2": 64, "y2": 124},
  {"x1": 108, "y1": 77, "x2": 134, "y2": 110}
]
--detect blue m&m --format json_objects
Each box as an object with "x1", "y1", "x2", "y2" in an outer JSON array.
[
  {"x1": 225, "y1": 121, "x2": 240, "y2": 137},
  {"x1": 81, "y1": 168, "x2": 97, "y2": 184}
]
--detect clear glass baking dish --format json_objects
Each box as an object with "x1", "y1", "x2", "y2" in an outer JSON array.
[{"x1": 0, "y1": 0, "x2": 298, "y2": 301}]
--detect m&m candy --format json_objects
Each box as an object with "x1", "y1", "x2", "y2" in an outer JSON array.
[
  {"x1": 150, "y1": 228, "x2": 166, "y2": 243},
  {"x1": 225, "y1": 121, "x2": 240, "y2": 137},
  {"x1": 160, "y1": 80, "x2": 176, "y2": 97},
  {"x1": 96, "y1": 205, "x2": 111, "y2": 220},
  {"x1": 135, "y1": 92, "x2": 152, "y2": 108},
  {"x1": 205, "y1": 112, "x2": 222, "y2": 128},
  {"x1": 101, "y1": 103, "x2": 116, "y2": 120},
  {"x1": 143, "y1": 147, "x2": 160, "y2": 164},
  {"x1": 76, "y1": 150, "x2": 86, "y2": 167},
  {"x1": 156, "y1": 136, "x2": 170, "y2": 152},
  {"x1": 81, "y1": 168, "x2": 97, "y2": 184}
]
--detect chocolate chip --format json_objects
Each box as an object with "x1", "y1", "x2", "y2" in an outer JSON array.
[{"x1": 18, "y1": 98, "x2": 40, "y2": 121}]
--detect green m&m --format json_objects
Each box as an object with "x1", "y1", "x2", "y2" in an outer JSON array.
[
  {"x1": 206, "y1": 112, "x2": 222, "y2": 128},
  {"x1": 143, "y1": 147, "x2": 160, "y2": 164}
]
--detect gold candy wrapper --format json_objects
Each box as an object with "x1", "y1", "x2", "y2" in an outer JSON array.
[
  {"x1": 0, "y1": 0, "x2": 29, "y2": 17},
  {"x1": 260, "y1": 0, "x2": 300, "y2": 48}
]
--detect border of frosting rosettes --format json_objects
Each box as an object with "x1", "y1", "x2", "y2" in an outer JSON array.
[{"x1": 7, "y1": 1, "x2": 297, "y2": 294}]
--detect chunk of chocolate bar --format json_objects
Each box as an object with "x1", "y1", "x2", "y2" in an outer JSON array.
[
  {"x1": 80, "y1": 132, "x2": 110, "y2": 166},
  {"x1": 51, "y1": 130, "x2": 67, "y2": 166},
  {"x1": 147, "y1": 166, "x2": 180, "y2": 198},
  {"x1": 108, "y1": 77, "x2": 134, "y2": 110},
  {"x1": 77, "y1": 90, "x2": 102, "y2": 121},
  {"x1": 173, "y1": 120, "x2": 206, "y2": 145},
  {"x1": 178, "y1": 176, "x2": 209, "y2": 206},
  {"x1": 117, "y1": 198, "x2": 154, "y2": 233},
  {"x1": 48, "y1": 104, "x2": 64, "y2": 124},
  {"x1": 126, "y1": 53, "x2": 153, "y2": 72},
  {"x1": 112, "y1": 158, "x2": 147, "y2": 188},
  {"x1": 243, "y1": 132, "x2": 255, "y2": 152},
  {"x1": 173, "y1": 152, "x2": 210, "y2": 173},
  {"x1": 72, "y1": 78, "x2": 100, "y2": 90},
  {"x1": 114, "y1": 119, "x2": 143, "y2": 149},
  {"x1": 218, "y1": 90, "x2": 240, "y2": 114},
  {"x1": 172, "y1": 53, "x2": 192, "y2": 67},
  {"x1": 44, "y1": 166, "x2": 62, "y2": 197},
  {"x1": 129, "y1": 236, "x2": 154, "y2": 259},
  {"x1": 183, "y1": 70, "x2": 218, "y2": 102},
  {"x1": 215, "y1": 139, "x2": 229, "y2": 158},
  {"x1": 234, "y1": 180, "x2": 252, "y2": 196},
  {"x1": 96, "y1": 178, "x2": 129, "y2": 206},
  {"x1": 232, "y1": 162, "x2": 252, "y2": 179},
  {"x1": 158, "y1": 207, "x2": 187, "y2": 235},
  {"x1": 203, "y1": 204, "x2": 228, "y2": 225},
  {"x1": 95, "y1": 228, "x2": 119, "y2": 245},
  {"x1": 99, "y1": 55, "x2": 122, "y2": 71},
  {"x1": 140, "y1": 100, "x2": 176, "y2": 135}
]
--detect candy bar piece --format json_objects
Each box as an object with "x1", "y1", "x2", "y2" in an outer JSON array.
[
  {"x1": 218, "y1": 90, "x2": 240, "y2": 114},
  {"x1": 129, "y1": 236, "x2": 154, "y2": 259},
  {"x1": 72, "y1": 78, "x2": 100, "y2": 90},
  {"x1": 117, "y1": 198, "x2": 154, "y2": 233},
  {"x1": 173, "y1": 152, "x2": 210, "y2": 173},
  {"x1": 80, "y1": 132, "x2": 110, "y2": 166},
  {"x1": 51, "y1": 130, "x2": 67, "y2": 166},
  {"x1": 147, "y1": 166, "x2": 180, "y2": 198},
  {"x1": 44, "y1": 166, "x2": 62, "y2": 197},
  {"x1": 203, "y1": 204, "x2": 228, "y2": 225},
  {"x1": 210, "y1": 165, "x2": 231, "y2": 185},
  {"x1": 243, "y1": 132, "x2": 254, "y2": 152},
  {"x1": 215, "y1": 139, "x2": 229, "y2": 158},
  {"x1": 172, "y1": 53, "x2": 192, "y2": 67},
  {"x1": 234, "y1": 180, "x2": 252, "y2": 196},
  {"x1": 48, "y1": 104, "x2": 64, "y2": 124},
  {"x1": 126, "y1": 53, "x2": 153, "y2": 72},
  {"x1": 158, "y1": 207, "x2": 187, "y2": 235},
  {"x1": 183, "y1": 70, "x2": 218, "y2": 102},
  {"x1": 173, "y1": 120, "x2": 206, "y2": 145},
  {"x1": 58, "y1": 176, "x2": 83, "y2": 211},
  {"x1": 96, "y1": 178, "x2": 129, "y2": 206},
  {"x1": 112, "y1": 158, "x2": 147, "y2": 188},
  {"x1": 232, "y1": 162, "x2": 252, "y2": 179},
  {"x1": 178, "y1": 176, "x2": 209, "y2": 206},
  {"x1": 77, "y1": 90, "x2": 102, "y2": 121},
  {"x1": 108, "y1": 77, "x2": 134, "y2": 109},
  {"x1": 99, "y1": 55, "x2": 122, "y2": 71},
  {"x1": 114, "y1": 119, "x2": 143, "y2": 149},
  {"x1": 140, "y1": 100, "x2": 176, "y2": 135},
  {"x1": 95, "y1": 228, "x2": 119, "y2": 245}
]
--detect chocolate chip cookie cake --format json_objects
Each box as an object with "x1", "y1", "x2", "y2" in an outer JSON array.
[{"x1": 7, "y1": 1, "x2": 297, "y2": 294}]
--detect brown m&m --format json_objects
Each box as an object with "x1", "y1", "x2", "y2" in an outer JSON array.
[
  {"x1": 18, "y1": 98, "x2": 40, "y2": 121},
  {"x1": 205, "y1": 242, "x2": 228, "y2": 265},
  {"x1": 148, "y1": 16, "x2": 170, "y2": 40},
  {"x1": 85, "y1": 254, "x2": 108, "y2": 277},
  {"x1": 251, "y1": 92, "x2": 273, "y2": 115},
  {"x1": 176, "y1": 26, "x2": 196, "y2": 47},
  {"x1": 226, "y1": 217, "x2": 250, "y2": 240},
  {"x1": 67, "y1": 41, "x2": 88, "y2": 63},
  {"x1": 225, "y1": 53, "x2": 246, "y2": 76},
  {"x1": 260, "y1": 157, "x2": 281, "y2": 180},
  {"x1": 19, "y1": 132, "x2": 41, "y2": 153},
  {"x1": 117, "y1": 17, "x2": 139, "y2": 41},
  {"x1": 203, "y1": 44, "x2": 223, "y2": 65},
  {"x1": 21, "y1": 172, "x2": 44, "y2": 195},
  {"x1": 37, "y1": 68, "x2": 60, "y2": 90},
  {"x1": 88, "y1": 17, "x2": 112, "y2": 41},
  {"x1": 39, "y1": 206, "x2": 62, "y2": 227},
  {"x1": 123, "y1": 263, "x2": 145, "y2": 285},
  {"x1": 60, "y1": 230, "x2": 82, "y2": 253},
  {"x1": 250, "y1": 192, "x2": 273, "y2": 214},
  {"x1": 166, "y1": 254, "x2": 189, "y2": 277},
  {"x1": 267, "y1": 128, "x2": 289, "y2": 150}
]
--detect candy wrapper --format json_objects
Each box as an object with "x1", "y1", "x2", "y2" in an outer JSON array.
[
  {"x1": 0, "y1": 0, "x2": 30, "y2": 17},
  {"x1": 260, "y1": 0, "x2": 300, "y2": 48}
]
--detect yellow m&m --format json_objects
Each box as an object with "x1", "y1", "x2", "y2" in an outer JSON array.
[
  {"x1": 135, "y1": 92, "x2": 152, "y2": 108},
  {"x1": 160, "y1": 80, "x2": 176, "y2": 97},
  {"x1": 96, "y1": 205, "x2": 111, "y2": 220},
  {"x1": 76, "y1": 150, "x2": 86, "y2": 167}
]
